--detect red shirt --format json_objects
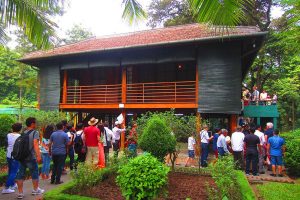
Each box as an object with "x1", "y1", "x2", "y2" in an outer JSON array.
[{"x1": 84, "y1": 126, "x2": 100, "y2": 147}]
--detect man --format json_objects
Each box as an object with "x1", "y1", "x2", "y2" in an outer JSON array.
[
  {"x1": 267, "y1": 129, "x2": 285, "y2": 177},
  {"x1": 252, "y1": 86, "x2": 260, "y2": 102},
  {"x1": 200, "y1": 125, "x2": 213, "y2": 167},
  {"x1": 212, "y1": 128, "x2": 221, "y2": 158},
  {"x1": 242, "y1": 124, "x2": 250, "y2": 136},
  {"x1": 112, "y1": 121, "x2": 126, "y2": 158},
  {"x1": 231, "y1": 126, "x2": 245, "y2": 169},
  {"x1": 83, "y1": 117, "x2": 101, "y2": 165},
  {"x1": 244, "y1": 126, "x2": 261, "y2": 176},
  {"x1": 217, "y1": 129, "x2": 230, "y2": 157},
  {"x1": 15, "y1": 117, "x2": 44, "y2": 199},
  {"x1": 254, "y1": 125, "x2": 266, "y2": 174},
  {"x1": 264, "y1": 122, "x2": 274, "y2": 142},
  {"x1": 49, "y1": 122, "x2": 70, "y2": 184},
  {"x1": 103, "y1": 122, "x2": 114, "y2": 164},
  {"x1": 127, "y1": 122, "x2": 138, "y2": 157}
]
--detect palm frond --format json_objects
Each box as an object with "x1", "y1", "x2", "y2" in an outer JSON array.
[
  {"x1": 122, "y1": 0, "x2": 147, "y2": 25},
  {"x1": 0, "y1": 0, "x2": 60, "y2": 49},
  {"x1": 189, "y1": 0, "x2": 253, "y2": 27}
]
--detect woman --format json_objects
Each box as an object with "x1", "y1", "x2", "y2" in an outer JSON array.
[
  {"x1": 41, "y1": 124, "x2": 55, "y2": 180},
  {"x1": 2, "y1": 123, "x2": 22, "y2": 194},
  {"x1": 66, "y1": 124, "x2": 75, "y2": 170},
  {"x1": 97, "y1": 123, "x2": 105, "y2": 168}
]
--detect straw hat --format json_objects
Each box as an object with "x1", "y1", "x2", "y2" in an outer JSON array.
[{"x1": 88, "y1": 117, "x2": 99, "y2": 126}]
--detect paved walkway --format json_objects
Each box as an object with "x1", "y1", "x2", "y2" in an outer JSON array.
[{"x1": 0, "y1": 173, "x2": 71, "y2": 200}]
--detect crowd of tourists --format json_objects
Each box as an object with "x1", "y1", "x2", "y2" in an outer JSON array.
[
  {"x1": 186, "y1": 122, "x2": 285, "y2": 177},
  {"x1": 1, "y1": 116, "x2": 138, "y2": 199},
  {"x1": 242, "y1": 86, "x2": 277, "y2": 106}
]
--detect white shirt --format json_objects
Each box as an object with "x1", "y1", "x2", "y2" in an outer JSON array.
[
  {"x1": 7, "y1": 133, "x2": 21, "y2": 158},
  {"x1": 112, "y1": 126, "x2": 126, "y2": 141},
  {"x1": 188, "y1": 136, "x2": 196, "y2": 150},
  {"x1": 104, "y1": 127, "x2": 114, "y2": 145},
  {"x1": 217, "y1": 134, "x2": 229, "y2": 153},
  {"x1": 231, "y1": 131, "x2": 245, "y2": 152},
  {"x1": 254, "y1": 130, "x2": 265, "y2": 146},
  {"x1": 200, "y1": 130, "x2": 209, "y2": 143}
]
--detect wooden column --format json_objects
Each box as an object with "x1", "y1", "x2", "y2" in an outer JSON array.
[
  {"x1": 229, "y1": 114, "x2": 238, "y2": 133},
  {"x1": 122, "y1": 67, "x2": 127, "y2": 103},
  {"x1": 121, "y1": 111, "x2": 126, "y2": 150},
  {"x1": 195, "y1": 64, "x2": 199, "y2": 103},
  {"x1": 195, "y1": 112, "x2": 201, "y2": 157},
  {"x1": 62, "y1": 70, "x2": 68, "y2": 104}
]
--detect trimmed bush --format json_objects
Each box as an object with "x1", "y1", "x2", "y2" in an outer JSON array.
[
  {"x1": 116, "y1": 154, "x2": 169, "y2": 200},
  {"x1": 0, "y1": 148, "x2": 6, "y2": 168},
  {"x1": 138, "y1": 116, "x2": 176, "y2": 162},
  {"x1": 257, "y1": 182, "x2": 300, "y2": 200},
  {"x1": 0, "y1": 114, "x2": 16, "y2": 147}
]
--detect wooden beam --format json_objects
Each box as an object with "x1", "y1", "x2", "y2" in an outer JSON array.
[
  {"x1": 122, "y1": 66, "x2": 127, "y2": 103},
  {"x1": 195, "y1": 112, "x2": 201, "y2": 157},
  {"x1": 230, "y1": 114, "x2": 238, "y2": 133},
  {"x1": 195, "y1": 64, "x2": 199, "y2": 104},
  {"x1": 124, "y1": 103, "x2": 198, "y2": 109},
  {"x1": 62, "y1": 70, "x2": 68, "y2": 104},
  {"x1": 120, "y1": 111, "x2": 126, "y2": 151}
]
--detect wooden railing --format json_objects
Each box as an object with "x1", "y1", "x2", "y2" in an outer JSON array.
[
  {"x1": 65, "y1": 81, "x2": 196, "y2": 104},
  {"x1": 127, "y1": 81, "x2": 196, "y2": 103},
  {"x1": 66, "y1": 84, "x2": 122, "y2": 104}
]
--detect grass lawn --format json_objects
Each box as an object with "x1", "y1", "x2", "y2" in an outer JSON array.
[{"x1": 257, "y1": 182, "x2": 300, "y2": 200}]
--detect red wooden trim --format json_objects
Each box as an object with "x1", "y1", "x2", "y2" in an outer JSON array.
[
  {"x1": 196, "y1": 65, "x2": 199, "y2": 103},
  {"x1": 230, "y1": 115, "x2": 238, "y2": 134},
  {"x1": 121, "y1": 111, "x2": 126, "y2": 150},
  {"x1": 62, "y1": 70, "x2": 68, "y2": 104},
  {"x1": 122, "y1": 67, "x2": 127, "y2": 103}
]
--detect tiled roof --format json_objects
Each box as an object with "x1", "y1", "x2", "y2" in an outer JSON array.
[{"x1": 21, "y1": 23, "x2": 262, "y2": 61}]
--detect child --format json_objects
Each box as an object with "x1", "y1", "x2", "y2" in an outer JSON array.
[{"x1": 185, "y1": 133, "x2": 196, "y2": 167}]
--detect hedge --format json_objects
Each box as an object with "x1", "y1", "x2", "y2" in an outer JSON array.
[
  {"x1": 235, "y1": 170, "x2": 256, "y2": 200},
  {"x1": 257, "y1": 182, "x2": 300, "y2": 200}
]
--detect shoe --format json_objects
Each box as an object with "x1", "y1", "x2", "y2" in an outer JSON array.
[
  {"x1": 10, "y1": 183, "x2": 18, "y2": 190},
  {"x1": 270, "y1": 173, "x2": 276, "y2": 177},
  {"x1": 2, "y1": 188, "x2": 15, "y2": 194},
  {"x1": 32, "y1": 187, "x2": 45, "y2": 195},
  {"x1": 246, "y1": 173, "x2": 250, "y2": 176},
  {"x1": 17, "y1": 193, "x2": 24, "y2": 199},
  {"x1": 55, "y1": 181, "x2": 64, "y2": 185},
  {"x1": 278, "y1": 174, "x2": 283, "y2": 177},
  {"x1": 253, "y1": 174, "x2": 259, "y2": 176}
]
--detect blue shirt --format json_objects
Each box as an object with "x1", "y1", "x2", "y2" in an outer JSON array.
[
  {"x1": 264, "y1": 128, "x2": 274, "y2": 139},
  {"x1": 213, "y1": 133, "x2": 219, "y2": 151},
  {"x1": 50, "y1": 130, "x2": 70, "y2": 155},
  {"x1": 268, "y1": 135, "x2": 285, "y2": 156}
]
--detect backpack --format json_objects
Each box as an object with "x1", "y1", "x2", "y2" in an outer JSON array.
[
  {"x1": 74, "y1": 131, "x2": 84, "y2": 154},
  {"x1": 11, "y1": 130, "x2": 35, "y2": 161}
]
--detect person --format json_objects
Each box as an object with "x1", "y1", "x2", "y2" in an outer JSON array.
[
  {"x1": 2, "y1": 123, "x2": 22, "y2": 194},
  {"x1": 260, "y1": 90, "x2": 268, "y2": 102},
  {"x1": 97, "y1": 123, "x2": 105, "y2": 168},
  {"x1": 264, "y1": 122, "x2": 274, "y2": 142},
  {"x1": 272, "y1": 94, "x2": 277, "y2": 105},
  {"x1": 49, "y1": 122, "x2": 70, "y2": 184},
  {"x1": 74, "y1": 123, "x2": 86, "y2": 164},
  {"x1": 66, "y1": 124, "x2": 75, "y2": 170},
  {"x1": 242, "y1": 124, "x2": 250, "y2": 136},
  {"x1": 217, "y1": 129, "x2": 230, "y2": 157},
  {"x1": 212, "y1": 128, "x2": 221, "y2": 158},
  {"x1": 252, "y1": 86, "x2": 260, "y2": 103},
  {"x1": 112, "y1": 121, "x2": 126, "y2": 158},
  {"x1": 40, "y1": 124, "x2": 54, "y2": 180},
  {"x1": 267, "y1": 129, "x2": 285, "y2": 177},
  {"x1": 242, "y1": 89, "x2": 251, "y2": 106},
  {"x1": 127, "y1": 122, "x2": 138, "y2": 158},
  {"x1": 254, "y1": 125, "x2": 266, "y2": 174},
  {"x1": 83, "y1": 117, "x2": 101, "y2": 165},
  {"x1": 103, "y1": 122, "x2": 114, "y2": 164},
  {"x1": 200, "y1": 125, "x2": 213, "y2": 167},
  {"x1": 185, "y1": 133, "x2": 196, "y2": 167},
  {"x1": 231, "y1": 126, "x2": 245, "y2": 170},
  {"x1": 244, "y1": 126, "x2": 261, "y2": 176},
  {"x1": 15, "y1": 117, "x2": 44, "y2": 199}
]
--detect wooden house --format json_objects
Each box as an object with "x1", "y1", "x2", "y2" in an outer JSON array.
[{"x1": 19, "y1": 23, "x2": 267, "y2": 133}]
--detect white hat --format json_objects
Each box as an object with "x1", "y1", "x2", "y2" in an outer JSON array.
[
  {"x1": 88, "y1": 117, "x2": 99, "y2": 126},
  {"x1": 115, "y1": 121, "x2": 120, "y2": 125}
]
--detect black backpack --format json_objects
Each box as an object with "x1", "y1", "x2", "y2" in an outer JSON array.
[
  {"x1": 11, "y1": 130, "x2": 35, "y2": 161},
  {"x1": 74, "y1": 131, "x2": 84, "y2": 154}
]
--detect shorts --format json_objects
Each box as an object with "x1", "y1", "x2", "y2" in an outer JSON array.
[
  {"x1": 188, "y1": 150, "x2": 195, "y2": 158},
  {"x1": 15, "y1": 159, "x2": 39, "y2": 180},
  {"x1": 271, "y1": 156, "x2": 283, "y2": 166}
]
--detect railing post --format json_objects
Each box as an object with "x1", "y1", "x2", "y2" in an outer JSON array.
[
  {"x1": 142, "y1": 83, "x2": 145, "y2": 103},
  {"x1": 175, "y1": 82, "x2": 177, "y2": 103},
  {"x1": 105, "y1": 85, "x2": 107, "y2": 103},
  {"x1": 79, "y1": 87, "x2": 82, "y2": 104},
  {"x1": 62, "y1": 70, "x2": 67, "y2": 104}
]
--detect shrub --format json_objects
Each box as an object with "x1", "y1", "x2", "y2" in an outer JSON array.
[
  {"x1": 116, "y1": 154, "x2": 169, "y2": 200},
  {"x1": 0, "y1": 148, "x2": 6, "y2": 168},
  {"x1": 0, "y1": 115, "x2": 16, "y2": 147},
  {"x1": 138, "y1": 116, "x2": 176, "y2": 162}
]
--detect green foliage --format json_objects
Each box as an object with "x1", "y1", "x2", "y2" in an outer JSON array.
[
  {"x1": 116, "y1": 154, "x2": 170, "y2": 200},
  {"x1": 235, "y1": 170, "x2": 256, "y2": 200},
  {"x1": 257, "y1": 182, "x2": 300, "y2": 200},
  {"x1": 0, "y1": 114, "x2": 16, "y2": 147},
  {"x1": 71, "y1": 163, "x2": 113, "y2": 190},
  {"x1": 122, "y1": 0, "x2": 147, "y2": 25},
  {"x1": 0, "y1": 148, "x2": 6, "y2": 168},
  {"x1": 61, "y1": 24, "x2": 94, "y2": 45},
  {"x1": 138, "y1": 115, "x2": 177, "y2": 162},
  {"x1": 281, "y1": 129, "x2": 300, "y2": 176}
]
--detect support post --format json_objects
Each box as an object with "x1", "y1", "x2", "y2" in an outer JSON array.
[
  {"x1": 121, "y1": 111, "x2": 126, "y2": 151},
  {"x1": 195, "y1": 64, "x2": 199, "y2": 103},
  {"x1": 122, "y1": 67, "x2": 127, "y2": 103},
  {"x1": 273, "y1": 117, "x2": 278, "y2": 130},
  {"x1": 230, "y1": 114, "x2": 238, "y2": 133},
  {"x1": 257, "y1": 117, "x2": 261, "y2": 126},
  {"x1": 62, "y1": 70, "x2": 68, "y2": 104},
  {"x1": 195, "y1": 111, "x2": 201, "y2": 157}
]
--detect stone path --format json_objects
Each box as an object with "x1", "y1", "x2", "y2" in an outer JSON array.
[{"x1": 0, "y1": 173, "x2": 71, "y2": 200}]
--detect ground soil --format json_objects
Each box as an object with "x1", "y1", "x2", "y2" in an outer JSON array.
[{"x1": 71, "y1": 172, "x2": 215, "y2": 200}]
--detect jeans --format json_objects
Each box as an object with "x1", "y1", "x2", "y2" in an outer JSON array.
[
  {"x1": 245, "y1": 151, "x2": 258, "y2": 175},
  {"x1": 233, "y1": 151, "x2": 244, "y2": 170},
  {"x1": 68, "y1": 148, "x2": 74, "y2": 170},
  {"x1": 218, "y1": 147, "x2": 225, "y2": 157},
  {"x1": 200, "y1": 143, "x2": 209, "y2": 167},
  {"x1": 104, "y1": 146, "x2": 110, "y2": 164},
  {"x1": 113, "y1": 140, "x2": 120, "y2": 158},
  {"x1": 51, "y1": 154, "x2": 66, "y2": 183},
  {"x1": 41, "y1": 153, "x2": 51, "y2": 176},
  {"x1": 128, "y1": 144, "x2": 137, "y2": 158},
  {"x1": 5, "y1": 157, "x2": 19, "y2": 188},
  {"x1": 16, "y1": 159, "x2": 39, "y2": 180}
]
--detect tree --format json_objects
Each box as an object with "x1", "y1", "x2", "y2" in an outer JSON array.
[{"x1": 60, "y1": 24, "x2": 94, "y2": 45}]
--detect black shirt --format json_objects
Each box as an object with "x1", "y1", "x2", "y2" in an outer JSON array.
[{"x1": 244, "y1": 134, "x2": 260, "y2": 152}]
